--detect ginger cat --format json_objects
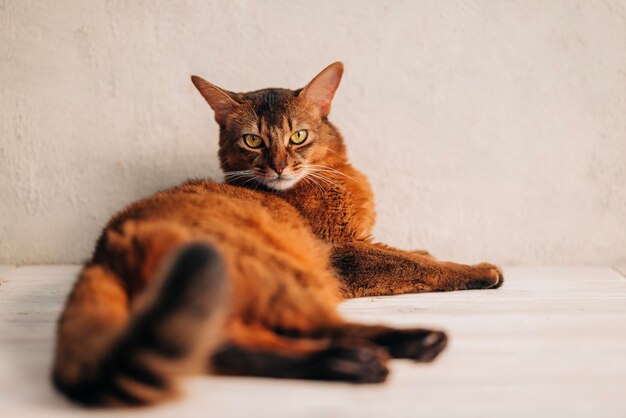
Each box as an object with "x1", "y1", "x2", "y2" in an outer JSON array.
[{"x1": 52, "y1": 62, "x2": 503, "y2": 406}]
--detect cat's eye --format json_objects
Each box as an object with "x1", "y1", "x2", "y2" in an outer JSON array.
[
  {"x1": 290, "y1": 130, "x2": 308, "y2": 145},
  {"x1": 242, "y1": 134, "x2": 263, "y2": 149}
]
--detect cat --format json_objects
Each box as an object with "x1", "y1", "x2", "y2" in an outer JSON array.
[{"x1": 52, "y1": 62, "x2": 503, "y2": 407}]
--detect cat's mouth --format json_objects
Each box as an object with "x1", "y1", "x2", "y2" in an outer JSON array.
[
  {"x1": 224, "y1": 168, "x2": 305, "y2": 191},
  {"x1": 261, "y1": 172, "x2": 303, "y2": 191}
]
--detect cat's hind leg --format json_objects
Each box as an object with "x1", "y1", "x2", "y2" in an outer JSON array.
[
  {"x1": 210, "y1": 323, "x2": 389, "y2": 383},
  {"x1": 322, "y1": 323, "x2": 448, "y2": 362},
  {"x1": 53, "y1": 226, "x2": 228, "y2": 406},
  {"x1": 372, "y1": 242, "x2": 434, "y2": 258},
  {"x1": 277, "y1": 323, "x2": 448, "y2": 363}
]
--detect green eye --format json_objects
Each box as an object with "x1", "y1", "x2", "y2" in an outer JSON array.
[
  {"x1": 243, "y1": 134, "x2": 263, "y2": 148},
  {"x1": 290, "y1": 130, "x2": 308, "y2": 145}
]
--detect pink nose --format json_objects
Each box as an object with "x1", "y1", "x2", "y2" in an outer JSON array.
[{"x1": 270, "y1": 162, "x2": 286, "y2": 174}]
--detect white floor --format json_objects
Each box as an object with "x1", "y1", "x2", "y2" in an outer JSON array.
[{"x1": 0, "y1": 265, "x2": 625, "y2": 418}]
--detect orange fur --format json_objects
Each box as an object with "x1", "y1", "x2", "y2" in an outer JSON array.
[{"x1": 52, "y1": 62, "x2": 501, "y2": 407}]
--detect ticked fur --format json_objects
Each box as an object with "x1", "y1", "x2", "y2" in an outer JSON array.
[{"x1": 52, "y1": 63, "x2": 502, "y2": 407}]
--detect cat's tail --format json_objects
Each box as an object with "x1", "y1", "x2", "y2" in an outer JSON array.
[{"x1": 51, "y1": 241, "x2": 228, "y2": 407}]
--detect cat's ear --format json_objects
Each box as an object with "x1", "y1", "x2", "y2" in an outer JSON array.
[
  {"x1": 299, "y1": 62, "x2": 344, "y2": 117},
  {"x1": 191, "y1": 75, "x2": 240, "y2": 125}
]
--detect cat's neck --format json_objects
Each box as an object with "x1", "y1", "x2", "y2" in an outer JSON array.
[{"x1": 314, "y1": 120, "x2": 349, "y2": 167}]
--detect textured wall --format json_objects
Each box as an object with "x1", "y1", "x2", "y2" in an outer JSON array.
[{"x1": 1, "y1": 0, "x2": 625, "y2": 265}]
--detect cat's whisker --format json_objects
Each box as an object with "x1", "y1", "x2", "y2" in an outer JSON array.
[
  {"x1": 224, "y1": 170, "x2": 261, "y2": 188},
  {"x1": 224, "y1": 176, "x2": 252, "y2": 182},
  {"x1": 306, "y1": 164, "x2": 357, "y2": 182},
  {"x1": 300, "y1": 176, "x2": 312, "y2": 190},
  {"x1": 224, "y1": 169, "x2": 256, "y2": 176},
  {"x1": 225, "y1": 170, "x2": 253, "y2": 174},
  {"x1": 239, "y1": 176, "x2": 261, "y2": 189},
  {"x1": 224, "y1": 170, "x2": 256, "y2": 177},
  {"x1": 306, "y1": 171, "x2": 341, "y2": 189},
  {"x1": 306, "y1": 169, "x2": 333, "y2": 183},
  {"x1": 224, "y1": 174, "x2": 256, "y2": 183},
  {"x1": 306, "y1": 166, "x2": 343, "y2": 183},
  {"x1": 324, "y1": 147, "x2": 344, "y2": 158},
  {"x1": 308, "y1": 177, "x2": 325, "y2": 193},
  {"x1": 311, "y1": 170, "x2": 354, "y2": 186},
  {"x1": 303, "y1": 175, "x2": 324, "y2": 193},
  {"x1": 307, "y1": 164, "x2": 352, "y2": 176},
  {"x1": 312, "y1": 177, "x2": 340, "y2": 190}
]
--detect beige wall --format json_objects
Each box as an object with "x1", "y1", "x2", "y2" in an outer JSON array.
[{"x1": 1, "y1": 0, "x2": 625, "y2": 265}]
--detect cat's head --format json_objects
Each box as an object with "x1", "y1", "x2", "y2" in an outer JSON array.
[{"x1": 191, "y1": 62, "x2": 345, "y2": 191}]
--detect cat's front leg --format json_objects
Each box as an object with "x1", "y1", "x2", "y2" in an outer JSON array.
[
  {"x1": 331, "y1": 241, "x2": 503, "y2": 297},
  {"x1": 371, "y1": 242, "x2": 434, "y2": 258},
  {"x1": 371, "y1": 242, "x2": 435, "y2": 258}
]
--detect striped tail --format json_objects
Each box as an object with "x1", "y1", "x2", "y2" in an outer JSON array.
[{"x1": 52, "y1": 243, "x2": 228, "y2": 406}]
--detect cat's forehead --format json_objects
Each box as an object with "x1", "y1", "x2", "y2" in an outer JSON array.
[
  {"x1": 233, "y1": 88, "x2": 311, "y2": 135},
  {"x1": 241, "y1": 88, "x2": 299, "y2": 126}
]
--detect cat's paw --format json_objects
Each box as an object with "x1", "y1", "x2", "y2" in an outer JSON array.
[
  {"x1": 316, "y1": 344, "x2": 389, "y2": 384},
  {"x1": 469, "y1": 263, "x2": 504, "y2": 289},
  {"x1": 375, "y1": 329, "x2": 448, "y2": 362}
]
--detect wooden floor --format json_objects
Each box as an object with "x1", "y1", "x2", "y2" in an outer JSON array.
[{"x1": 0, "y1": 265, "x2": 625, "y2": 417}]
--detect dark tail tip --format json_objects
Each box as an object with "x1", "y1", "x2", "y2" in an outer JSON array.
[{"x1": 154, "y1": 242, "x2": 227, "y2": 316}]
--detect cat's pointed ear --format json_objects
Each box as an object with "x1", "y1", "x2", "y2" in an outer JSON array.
[
  {"x1": 299, "y1": 62, "x2": 344, "y2": 117},
  {"x1": 191, "y1": 75, "x2": 239, "y2": 125}
]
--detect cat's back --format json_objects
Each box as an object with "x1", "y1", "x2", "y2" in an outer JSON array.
[
  {"x1": 92, "y1": 178, "x2": 338, "y2": 310},
  {"x1": 90, "y1": 180, "x2": 312, "y2": 267},
  {"x1": 104, "y1": 179, "x2": 305, "y2": 233}
]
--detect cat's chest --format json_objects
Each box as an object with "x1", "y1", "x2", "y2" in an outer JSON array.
[{"x1": 279, "y1": 182, "x2": 374, "y2": 243}]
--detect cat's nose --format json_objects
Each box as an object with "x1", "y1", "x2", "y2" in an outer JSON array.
[{"x1": 270, "y1": 161, "x2": 287, "y2": 175}]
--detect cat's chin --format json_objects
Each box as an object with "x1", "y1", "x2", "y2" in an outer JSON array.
[{"x1": 262, "y1": 176, "x2": 301, "y2": 191}]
